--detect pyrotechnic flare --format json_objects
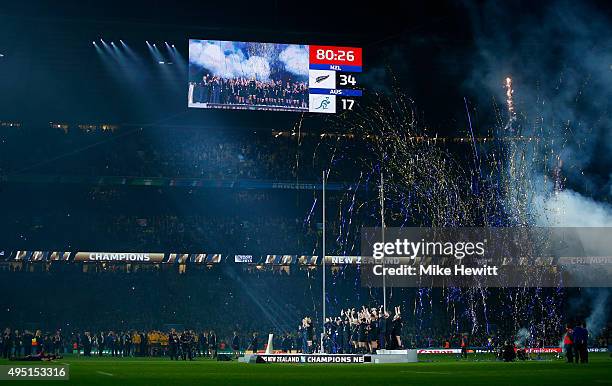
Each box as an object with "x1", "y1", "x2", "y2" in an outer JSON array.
[{"x1": 505, "y1": 77, "x2": 515, "y2": 122}]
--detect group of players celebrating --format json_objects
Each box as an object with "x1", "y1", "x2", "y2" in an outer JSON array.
[
  {"x1": 300, "y1": 305, "x2": 403, "y2": 354},
  {"x1": 190, "y1": 74, "x2": 308, "y2": 109}
]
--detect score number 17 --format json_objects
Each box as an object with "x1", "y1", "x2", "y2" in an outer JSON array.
[{"x1": 341, "y1": 99, "x2": 355, "y2": 110}]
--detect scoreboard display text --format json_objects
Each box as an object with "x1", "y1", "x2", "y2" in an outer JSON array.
[
  {"x1": 188, "y1": 40, "x2": 362, "y2": 113},
  {"x1": 307, "y1": 45, "x2": 362, "y2": 113}
]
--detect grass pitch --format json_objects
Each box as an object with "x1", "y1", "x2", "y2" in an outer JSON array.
[{"x1": 0, "y1": 353, "x2": 610, "y2": 386}]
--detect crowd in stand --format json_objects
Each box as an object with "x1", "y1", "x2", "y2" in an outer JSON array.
[
  {"x1": 190, "y1": 75, "x2": 308, "y2": 109},
  {"x1": 1, "y1": 183, "x2": 362, "y2": 255},
  {"x1": 2, "y1": 188, "x2": 325, "y2": 254},
  {"x1": 0, "y1": 267, "x2": 310, "y2": 344},
  {"x1": 0, "y1": 126, "x2": 356, "y2": 181},
  {"x1": 8, "y1": 212, "x2": 318, "y2": 254}
]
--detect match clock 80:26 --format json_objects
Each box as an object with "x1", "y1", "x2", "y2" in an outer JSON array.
[
  {"x1": 309, "y1": 45, "x2": 363, "y2": 69},
  {"x1": 315, "y1": 49, "x2": 355, "y2": 62}
]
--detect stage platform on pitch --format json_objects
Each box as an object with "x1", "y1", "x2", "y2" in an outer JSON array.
[
  {"x1": 372, "y1": 349, "x2": 418, "y2": 363},
  {"x1": 240, "y1": 350, "x2": 418, "y2": 364}
]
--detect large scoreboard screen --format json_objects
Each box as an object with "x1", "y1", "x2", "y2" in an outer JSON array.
[{"x1": 188, "y1": 39, "x2": 362, "y2": 113}]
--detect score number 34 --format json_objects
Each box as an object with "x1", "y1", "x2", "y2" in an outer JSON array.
[
  {"x1": 339, "y1": 75, "x2": 356, "y2": 86},
  {"x1": 339, "y1": 75, "x2": 356, "y2": 110}
]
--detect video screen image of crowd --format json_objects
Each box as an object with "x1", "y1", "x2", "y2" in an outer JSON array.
[{"x1": 189, "y1": 75, "x2": 308, "y2": 111}]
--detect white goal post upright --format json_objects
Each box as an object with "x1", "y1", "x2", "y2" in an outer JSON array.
[
  {"x1": 265, "y1": 333, "x2": 274, "y2": 354},
  {"x1": 380, "y1": 171, "x2": 386, "y2": 313},
  {"x1": 321, "y1": 169, "x2": 326, "y2": 353}
]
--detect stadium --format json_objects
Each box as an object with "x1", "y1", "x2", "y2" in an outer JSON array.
[{"x1": 0, "y1": 1, "x2": 611, "y2": 385}]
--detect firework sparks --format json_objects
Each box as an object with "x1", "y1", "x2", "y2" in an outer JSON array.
[
  {"x1": 306, "y1": 79, "x2": 571, "y2": 343},
  {"x1": 505, "y1": 77, "x2": 516, "y2": 120}
]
